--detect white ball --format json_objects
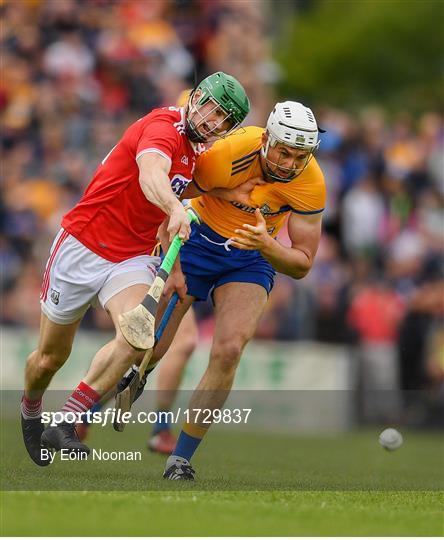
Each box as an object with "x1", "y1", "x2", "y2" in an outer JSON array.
[{"x1": 379, "y1": 428, "x2": 403, "y2": 451}]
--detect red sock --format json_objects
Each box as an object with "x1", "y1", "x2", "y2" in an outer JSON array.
[
  {"x1": 61, "y1": 381, "x2": 101, "y2": 418},
  {"x1": 21, "y1": 395, "x2": 42, "y2": 419}
]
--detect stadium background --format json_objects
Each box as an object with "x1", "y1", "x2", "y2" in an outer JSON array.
[{"x1": 1, "y1": 0, "x2": 443, "y2": 536}]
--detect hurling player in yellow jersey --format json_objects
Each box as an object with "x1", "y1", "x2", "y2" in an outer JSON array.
[{"x1": 124, "y1": 101, "x2": 326, "y2": 480}]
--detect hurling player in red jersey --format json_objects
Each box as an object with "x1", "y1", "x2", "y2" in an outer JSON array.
[{"x1": 21, "y1": 72, "x2": 251, "y2": 466}]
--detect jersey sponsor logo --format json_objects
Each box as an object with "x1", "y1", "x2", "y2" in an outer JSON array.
[
  {"x1": 171, "y1": 174, "x2": 191, "y2": 198},
  {"x1": 230, "y1": 201, "x2": 292, "y2": 217},
  {"x1": 50, "y1": 288, "x2": 60, "y2": 305},
  {"x1": 181, "y1": 155, "x2": 189, "y2": 165}
]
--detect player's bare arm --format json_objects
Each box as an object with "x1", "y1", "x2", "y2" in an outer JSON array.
[
  {"x1": 138, "y1": 152, "x2": 190, "y2": 242},
  {"x1": 231, "y1": 208, "x2": 322, "y2": 279},
  {"x1": 157, "y1": 218, "x2": 188, "y2": 300},
  {"x1": 181, "y1": 177, "x2": 266, "y2": 207},
  {"x1": 211, "y1": 177, "x2": 266, "y2": 206}
]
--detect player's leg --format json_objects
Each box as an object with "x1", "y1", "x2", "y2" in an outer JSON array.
[
  {"x1": 149, "y1": 308, "x2": 199, "y2": 454},
  {"x1": 82, "y1": 283, "x2": 149, "y2": 391},
  {"x1": 42, "y1": 284, "x2": 195, "y2": 453},
  {"x1": 21, "y1": 313, "x2": 82, "y2": 466},
  {"x1": 40, "y1": 251, "x2": 160, "y2": 455},
  {"x1": 40, "y1": 283, "x2": 149, "y2": 454},
  {"x1": 22, "y1": 229, "x2": 99, "y2": 465},
  {"x1": 164, "y1": 282, "x2": 267, "y2": 480},
  {"x1": 24, "y1": 314, "x2": 82, "y2": 399},
  {"x1": 78, "y1": 294, "x2": 196, "y2": 443}
]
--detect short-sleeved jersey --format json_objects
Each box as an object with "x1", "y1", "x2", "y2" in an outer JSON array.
[
  {"x1": 191, "y1": 126, "x2": 326, "y2": 238},
  {"x1": 62, "y1": 107, "x2": 200, "y2": 262}
]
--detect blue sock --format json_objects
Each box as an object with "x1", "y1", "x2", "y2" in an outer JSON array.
[
  {"x1": 153, "y1": 410, "x2": 171, "y2": 435},
  {"x1": 172, "y1": 430, "x2": 203, "y2": 461}
]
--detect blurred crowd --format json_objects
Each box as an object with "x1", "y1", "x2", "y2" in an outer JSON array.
[{"x1": 1, "y1": 0, "x2": 443, "y2": 418}]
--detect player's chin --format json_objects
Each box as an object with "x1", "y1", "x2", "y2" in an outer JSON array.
[
  {"x1": 275, "y1": 169, "x2": 293, "y2": 180},
  {"x1": 196, "y1": 125, "x2": 213, "y2": 140}
]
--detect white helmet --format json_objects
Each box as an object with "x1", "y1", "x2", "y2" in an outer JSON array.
[{"x1": 262, "y1": 101, "x2": 321, "y2": 182}]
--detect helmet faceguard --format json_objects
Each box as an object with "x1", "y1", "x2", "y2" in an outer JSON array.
[
  {"x1": 261, "y1": 101, "x2": 321, "y2": 183},
  {"x1": 185, "y1": 72, "x2": 250, "y2": 143}
]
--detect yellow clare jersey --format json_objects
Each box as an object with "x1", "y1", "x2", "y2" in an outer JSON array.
[{"x1": 191, "y1": 126, "x2": 326, "y2": 238}]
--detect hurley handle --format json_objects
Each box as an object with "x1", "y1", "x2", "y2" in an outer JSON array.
[{"x1": 159, "y1": 208, "x2": 200, "y2": 274}]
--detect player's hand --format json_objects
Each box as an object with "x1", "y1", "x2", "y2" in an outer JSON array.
[
  {"x1": 226, "y1": 177, "x2": 266, "y2": 206},
  {"x1": 168, "y1": 206, "x2": 191, "y2": 242},
  {"x1": 164, "y1": 269, "x2": 187, "y2": 301},
  {"x1": 230, "y1": 208, "x2": 273, "y2": 251}
]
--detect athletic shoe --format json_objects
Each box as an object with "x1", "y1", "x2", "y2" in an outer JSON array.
[
  {"x1": 21, "y1": 414, "x2": 51, "y2": 467},
  {"x1": 41, "y1": 422, "x2": 90, "y2": 457},
  {"x1": 163, "y1": 455, "x2": 195, "y2": 480},
  {"x1": 148, "y1": 430, "x2": 177, "y2": 455}
]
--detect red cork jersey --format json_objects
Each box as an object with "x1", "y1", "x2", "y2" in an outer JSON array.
[{"x1": 62, "y1": 107, "x2": 199, "y2": 262}]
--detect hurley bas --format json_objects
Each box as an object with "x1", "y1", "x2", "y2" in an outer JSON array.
[{"x1": 41, "y1": 448, "x2": 142, "y2": 463}]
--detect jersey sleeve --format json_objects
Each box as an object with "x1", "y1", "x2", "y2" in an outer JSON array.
[
  {"x1": 136, "y1": 119, "x2": 181, "y2": 166},
  {"x1": 193, "y1": 138, "x2": 232, "y2": 192},
  {"x1": 281, "y1": 159, "x2": 326, "y2": 214}
]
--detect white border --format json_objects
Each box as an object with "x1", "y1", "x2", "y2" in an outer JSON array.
[{"x1": 136, "y1": 148, "x2": 172, "y2": 166}]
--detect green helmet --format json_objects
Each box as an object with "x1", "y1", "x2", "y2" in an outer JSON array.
[{"x1": 186, "y1": 72, "x2": 250, "y2": 143}]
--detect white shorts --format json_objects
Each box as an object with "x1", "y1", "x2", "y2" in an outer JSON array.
[{"x1": 40, "y1": 229, "x2": 160, "y2": 325}]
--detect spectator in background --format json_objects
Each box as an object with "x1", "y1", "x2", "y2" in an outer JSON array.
[
  {"x1": 347, "y1": 277, "x2": 405, "y2": 422},
  {"x1": 398, "y1": 277, "x2": 444, "y2": 427},
  {"x1": 307, "y1": 235, "x2": 350, "y2": 343},
  {"x1": 342, "y1": 175, "x2": 385, "y2": 260}
]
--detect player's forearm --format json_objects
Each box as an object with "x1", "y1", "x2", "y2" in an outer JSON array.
[
  {"x1": 140, "y1": 171, "x2": 183, "y2": 216},
  {"x1": 157, "y1": 220, "x2": 182, "y2": 275},
  {"x1": 260, "y1": 238, "x2": 312, "y2": 279},
  {"x1": 157, "y1": 219, "x2": 170, "y2": 252}
]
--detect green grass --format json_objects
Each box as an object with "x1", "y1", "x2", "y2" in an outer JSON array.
[
  {"x1": 1, "y1": 419, "x2": 443, "y2": 535},
  {"x1": 1, "y1": 490, "x2": 443, "y2": 536}
]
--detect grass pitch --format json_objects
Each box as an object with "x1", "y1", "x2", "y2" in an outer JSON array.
[
  {"x1": 2, "y1": 490, "x2": 442, "y2": 536},
  {"x1": 1, "y1": 419, "x2": 443, "y2": 535}
]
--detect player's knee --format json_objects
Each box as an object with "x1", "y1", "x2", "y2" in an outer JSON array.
[
  {"x1": 179, "y1": 331, "x2": 198, "y2": 358},
  {"x1": 114, "y1": 333, "x2": 141, "y2": 363},
  {"x1": 210, "y1": 338, "x2": 245, "y2": 373},
  {"x1": 34, "y1": 347, "x2": 70, "y2": 374}
]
